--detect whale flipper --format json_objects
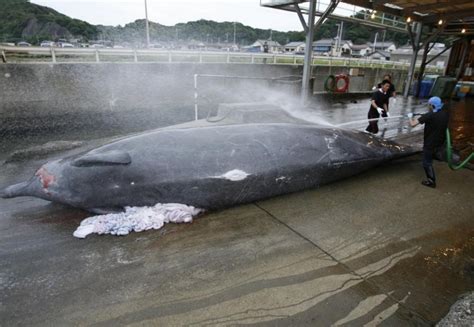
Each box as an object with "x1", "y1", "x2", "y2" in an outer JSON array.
[{"x1": 72, "y1": 150, "x2": 132, "y2": 167}]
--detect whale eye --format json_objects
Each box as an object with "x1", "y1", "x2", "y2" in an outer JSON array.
[{"x1": 72, "y1": 150, "x2": 132, "y2": 167}]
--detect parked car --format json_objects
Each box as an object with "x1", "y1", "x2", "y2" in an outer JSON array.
[
  {"x1": 17, "y1": 41, "x2": 31, "y2": 47},
  {"x1": 60, "y1": 43, "x2": 74, "y2": 48},
  {"x1": 40, "y1": 41, "x2": 55, "y2": 47}
]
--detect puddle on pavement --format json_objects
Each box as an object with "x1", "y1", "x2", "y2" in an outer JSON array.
[{"x1": 359, "y1": 225, "x2": 474, "y2": 324}]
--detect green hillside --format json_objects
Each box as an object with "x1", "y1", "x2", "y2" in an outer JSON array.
[
  {"x1": 98, "y1": 18, "x2": 409, "y2": 47},
  {"x1": 0, "y1": 0, "x2": 410, "y2": 46},
  {"x1": 0, "y1": 0, "x2": 97, "y2": 43}
]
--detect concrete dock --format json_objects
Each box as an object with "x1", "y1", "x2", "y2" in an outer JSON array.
[{"x1": 0, "y1": 97, "x2": 472, "y2": 326}]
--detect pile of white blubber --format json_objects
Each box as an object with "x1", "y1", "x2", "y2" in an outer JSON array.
[{"x1": 73, "y1": 203, "x2": 203, "y2": 238}]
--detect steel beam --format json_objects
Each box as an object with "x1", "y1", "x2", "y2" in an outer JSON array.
[
  {"x1": 456, "y1": 38, "x2": 470, "y2": 80},
  {"x1": 294, "y1": 4, "x2": 309, "y2": 33},
  {"x1": 301, "y1": 0, "x2": 340, "y2": 102},
  {"x1": 301, "y1": 0, "x2": 317, "y2": 103},
  {"x1": 403, "y1": 22, "x2": 422, "y2": 97}
]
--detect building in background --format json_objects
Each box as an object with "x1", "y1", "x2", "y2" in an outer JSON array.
[
  {"x1": 391, "y1": 44, "x2": 449, "y2": 68},
  {"x1": 249, "y1": 40, "x2": 282, "y2": 53},
  {"x1": 284, "y1": 41, "x2": 305, "y2": 53}
]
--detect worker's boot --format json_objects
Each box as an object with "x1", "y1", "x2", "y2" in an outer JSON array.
[{"x1": 422, "y1": 166, "x2": 436, "y2": 188}]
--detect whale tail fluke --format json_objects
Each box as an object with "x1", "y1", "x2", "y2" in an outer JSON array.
[{"x1": 0, "y1": 182, "x2": 30, "y2": 198}]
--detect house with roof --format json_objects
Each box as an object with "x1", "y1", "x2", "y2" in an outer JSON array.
[
  {"x1": 313, "y1": 39, "x2": 334, "y2": 55},
  {"x1": 339, "y1": 40, "x2": 353, "y2": 56},
  {"x1": 284, "y1": 41, "x2": 305, "y2": 53},
  {"x1": 250, "y1": 40, "x2": 282, "y2": 53},
  {"x1": 367, "y1": 41, "x2": 397, "y2": 53},
  {"x1": 349, "y1": 44, "x2": 372, "y2": 57},
  {"x1": 390, "y1": 44, "x2": 450, "y2": 68},
  {"x1": 313, "y1": 39, "x2": 353, "y2": 56},
  {"x1": 366, "y1": 50, "x2": 391, "y2": 60}
]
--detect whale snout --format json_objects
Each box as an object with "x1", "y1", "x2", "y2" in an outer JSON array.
[
  {"x1": 0, "y1": 182, "x2": 30, "y2": 198},
  {"x1": 1, "y1": 164, "x2": 60, "y2": 200}
]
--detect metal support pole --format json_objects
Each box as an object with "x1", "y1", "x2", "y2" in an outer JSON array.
[
  {"x1": 403, "y1": 22, "x2": 422, "y2": 97},
  {"x1": 293, "y1": 4, "x2": 308, "y2": 33},
  {"x1": 415, "y1": 25, "x2": 445, "y2": 97},
  {"x1": 301, "y1": 0, "x2": 339, "y2": 103},
  {"x1": 456, "y1": 38, "x2": 470, "y2": 80},
  {"x1": 95, "y1": 49, "x2": 100, "y2": 62},
  {"x1": 415, "y1": 42, "x2": 430, "y2": 97},
  {"x1": 425, "y1": 40, "x2": 456, "y2": 65},
  {"x1": 1, "y1": 50, "x2": 6, "y2": 63},
  {"x1": 144, "y1": 0, "x2": 150, "y2": 48},
  {"x1": 301, "y1": 0, "x2": 317, "y2": 103},
  {"x1": 194, "y1": 74, "x2": 199, "y2": 120}
]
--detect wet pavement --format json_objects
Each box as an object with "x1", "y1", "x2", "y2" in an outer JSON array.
[{"x1": 0, "y1": 96, "x2": 473, "y2": 325}]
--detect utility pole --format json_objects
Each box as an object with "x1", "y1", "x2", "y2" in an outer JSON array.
[
  {"x1": 373, "y1": 32, "x2": 378, "y2": 53},
  {"x1": 233, "y1": 22, "x2": 236, "y2": 46},
  {"x1": 144, "y1": 0, "x2": 150, "y2": 48},
  {"x1": 338, "y1": 21, "x2": 344, "y2": 56}
]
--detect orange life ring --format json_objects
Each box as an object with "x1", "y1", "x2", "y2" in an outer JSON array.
[{"x1": 334, "y1": 74, "x2": 350, "y2": 93}]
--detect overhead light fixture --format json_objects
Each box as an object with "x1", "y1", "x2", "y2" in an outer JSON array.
[
  {"x1": 406, "y1": 17, "x2": 412, "y2": 23},
  {"x1": 438, "y1": 19, "x2": 443, "y2": 25},
  {"x1": 462, "y1": 28, "x2": 466, "y2": 33}
]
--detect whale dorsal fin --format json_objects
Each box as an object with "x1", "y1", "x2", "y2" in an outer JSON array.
[{"x1": 72, "y1": 150, "x2": 132, "y2": 167}]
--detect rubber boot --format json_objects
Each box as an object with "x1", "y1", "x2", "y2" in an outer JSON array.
[{"x1": 422, "y1": 166, "x2": 436, "y2": 188}]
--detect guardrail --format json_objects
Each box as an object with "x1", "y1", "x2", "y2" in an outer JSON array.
[{"x1": 0, "y1": 46, "x2": 443, "y2": 72}]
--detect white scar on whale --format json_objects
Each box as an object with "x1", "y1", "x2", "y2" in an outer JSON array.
[{"x1": 213, "y1": 169, "x2": 250, "y2": 181}]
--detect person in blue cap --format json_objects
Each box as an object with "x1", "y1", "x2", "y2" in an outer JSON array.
[{"x1": 407, "y1": 96, "x2": 449, "y2": 188}]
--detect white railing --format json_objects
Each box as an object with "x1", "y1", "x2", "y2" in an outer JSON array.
[{"x1": 0, "y1": 46, "x2": 443, "y2": 72}]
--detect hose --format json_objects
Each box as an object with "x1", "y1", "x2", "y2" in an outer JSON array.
[{"x1": 445, "y1": 128, "x2": 474, "y2": 170}]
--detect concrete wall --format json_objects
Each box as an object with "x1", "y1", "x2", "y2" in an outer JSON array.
[{"x1": 0, "y1": 63, "x2": 407, "y2": 134}]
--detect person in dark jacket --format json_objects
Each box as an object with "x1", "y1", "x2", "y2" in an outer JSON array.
[
  {"x1": 408, "y1": 96, "x2": 449, "y2": 188},
  {"x1": 377, "y1": 74, "x2": 396, "y2": 98},
  {"x1": 377, "y1": 74, "x2": 396, "y2": 116},
  {"x1": 366, "y1": 80, "x2": 390, "y2": 134}
]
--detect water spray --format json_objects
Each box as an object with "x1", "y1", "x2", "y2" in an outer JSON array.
[{"x1": 193, "y1": 74, "x2": 302, "y2": 120}]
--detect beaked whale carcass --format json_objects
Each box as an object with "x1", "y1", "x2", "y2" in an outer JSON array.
[{"x1": 1, "y1": 123, "x2": 412, "y2": 213}]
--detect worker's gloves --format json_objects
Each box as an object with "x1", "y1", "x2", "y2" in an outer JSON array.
[
  {"x1": 376, "y1": 107, "x2": 384, "y2": 115},
  {"x1": 407, "y1": 113, "x2": 413, "y2": 119}
]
